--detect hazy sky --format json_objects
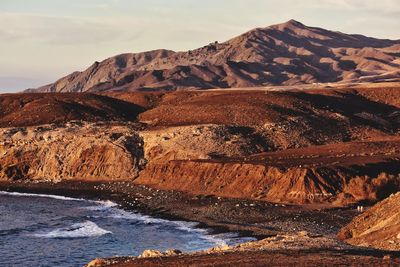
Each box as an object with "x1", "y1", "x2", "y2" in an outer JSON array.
[{"x1": 0, "y1": 0, "x2": 399, "y2": 92}]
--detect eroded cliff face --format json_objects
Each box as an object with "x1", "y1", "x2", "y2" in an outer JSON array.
[
  {"x1": 135, "y1": 160, "x2": 400, "y2": 205},
  {"x1": 0, "y1": 122, "x2": 145, "y2": 181}
]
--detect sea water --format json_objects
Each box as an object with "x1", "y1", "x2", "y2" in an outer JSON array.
[{"x1": 0, "y1": 191, "x2": 254, "y2": 267}]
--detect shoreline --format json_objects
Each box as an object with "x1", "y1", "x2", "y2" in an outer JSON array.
[
  {"x1": 0, "y1": 184, "x2": 255, "y2": 247},
  {"x1": 0, "y1": 180, "x2": 356, "y2": 239},
  {"x1": 1, "y1": 180, "x2": 400, "y2": 266},
  {"x1": 0, "y1": 180, "x2": 269, "y2": 239}
]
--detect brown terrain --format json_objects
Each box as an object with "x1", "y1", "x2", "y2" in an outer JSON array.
[
  {"x1": 1, "y1": 22, "x2": 400, "y2": 264},
  {"x1": 0, "y1": 123, "x2": 145, "y2": 181},
  {"x1": 27, "y1": 20, "x2": 400, "y2": 93},
  {"x1": 0, "y1": 93, "x2": 144, "y2": 127},
  {"x1": 1, "y1": 87, "x2": 400, "y2": 204},
  {"x1": 1, "y1": 85, "x2": 400, "y2": 265},
  {"x1": 338, "y1": 192, "x2": 400, "y2": 251}
]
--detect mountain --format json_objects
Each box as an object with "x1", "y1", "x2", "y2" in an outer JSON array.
[{"x1": 27, "y1": 20, "x2": 400, "y2": 93}]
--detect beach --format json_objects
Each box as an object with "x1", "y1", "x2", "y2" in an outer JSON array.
[{"x1": 1, "y1": 180, "x2": 399, "y2": 266}]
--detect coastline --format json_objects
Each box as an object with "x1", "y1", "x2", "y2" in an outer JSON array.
[
  {"x1": 0, "y1": 180, "x2": 356, "y2": 238},
  {"x1": 0, "y1": 180, "x2": 267, "y2": 238},
  {"x1": 1, "y1": 180, "x2": 400, "y2": 266}
]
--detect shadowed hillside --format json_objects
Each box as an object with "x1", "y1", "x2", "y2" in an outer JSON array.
[{"x1": 0, "y1": 93, "x2": 144, "y2": 127}]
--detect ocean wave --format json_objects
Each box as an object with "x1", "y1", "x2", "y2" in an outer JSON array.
[
  {"x1": 2, "y1": 191, "x2": 252, "y2": 246},
  {"x1": 0, "y1": 191, "x2": 85, "y2": 202},
  {"x1": 32, "y1": 221, "x2": 112, "y2": 238}
]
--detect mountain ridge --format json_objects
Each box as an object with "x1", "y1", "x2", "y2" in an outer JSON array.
[{"x1": 27, "y1": 20, "x2": 400, "y2": 93}]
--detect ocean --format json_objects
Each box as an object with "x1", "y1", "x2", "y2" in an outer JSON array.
[{"x1": 0, "y1": 191, "x2": 253, "y2": 267}]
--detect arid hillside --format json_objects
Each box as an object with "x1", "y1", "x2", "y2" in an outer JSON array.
[
  {"x1": 1, "y1": 86, "x2": 400, "y2": 205},
  {"x1": 28, "y1": 20, "x2": 400, "y2": 93}
]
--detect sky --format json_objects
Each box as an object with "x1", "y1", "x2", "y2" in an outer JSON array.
[{"x1": 0, "y1": 0, "x2": 399, "y2": 92}]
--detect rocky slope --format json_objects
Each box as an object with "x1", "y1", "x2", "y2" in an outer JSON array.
[
  {"x1": 135, "y1": 87, "x2": 400, "y2": 166},
  {"x1": 1, "y1": 86, "x2": 400, "y2": 205},
  {"x1": 136, "y1": 143, "x2": 400, "y2": 205},
  {"x1": 338, "y1": 192, "x2": 400, "y2": 250},
  {"x1": 28, "y1": 20, "x2": 400, "y2": 92},
  {"x1": 0, "y1": 122, "x2": 145, "y2": 181}
]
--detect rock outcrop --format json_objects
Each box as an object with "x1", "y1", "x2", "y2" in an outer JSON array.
[
  {"x1": 0, "y1": 123, "x2": 145, "y2": 181},
  {"x1": 28, "y1": 20, "x2": 400, "y2": 93},
  {"x1": 338, "y1": 192, "x2": 400, "y2": 250},
  {"x1": 138, "y1": 249, "x2": 182, "y2": 258}
]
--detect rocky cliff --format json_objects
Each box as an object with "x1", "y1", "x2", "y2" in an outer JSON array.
[
  {"x1": 0, "y1": 123, "x2": 145, "y2": 181},
  {"x1": 338, "y1": 192, "x2": 400, "y2": 250}
]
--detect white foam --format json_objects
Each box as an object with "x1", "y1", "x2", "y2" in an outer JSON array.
[
  {"x1": 172, "y1": 220, "x2": 204, "y2": 233},
  {"x1": 0, "y1": 191, "x2": 85, "y2": 202},
  {"x1": 109, "y1": 209, "x2": 167, "y2": 224},
  {"x1": 32, "y1": 221, "x2": 111, "y2": 238},
  {"x1": 84, "y1": 200, "x2": 118, "y2": 211}
]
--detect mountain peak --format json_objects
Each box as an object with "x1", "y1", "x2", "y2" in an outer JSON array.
[
  {"x1": 285, "y1": 19, "x2": 305, "y2": 26},
  {"x1": 270, "y1": 19, "x2": 307, "y2": 31}
]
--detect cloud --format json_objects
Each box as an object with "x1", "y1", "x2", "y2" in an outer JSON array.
[{"x1": 0, "y1": 12, "x2": 141, "y2": 45}]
